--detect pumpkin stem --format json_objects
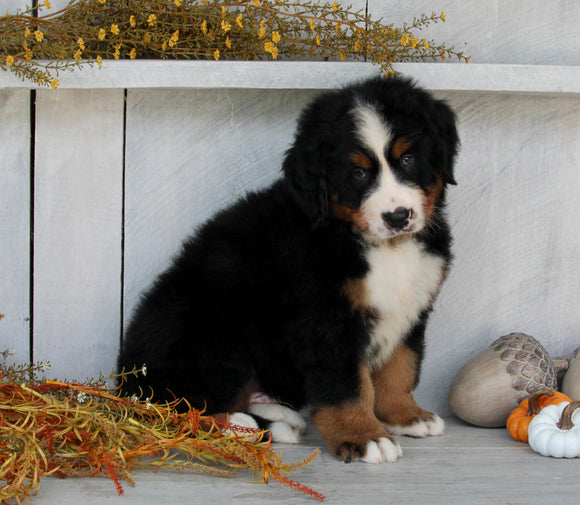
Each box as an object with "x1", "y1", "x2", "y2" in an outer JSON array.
[
  {"x1": 556, "y1": 401, "x2": 580, "y2": 431},
  {"x1": 527, "y1": 389, "x2": 555, "y2": 416}
]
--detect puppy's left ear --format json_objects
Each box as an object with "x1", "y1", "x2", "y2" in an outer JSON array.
[{"x1": 432, "y1": 100, "x2": 459, "y2": 185}]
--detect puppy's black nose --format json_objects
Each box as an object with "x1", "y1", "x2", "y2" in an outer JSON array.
[{"x1": 382, "y1": 207, "x2": 411, "y2": 230}]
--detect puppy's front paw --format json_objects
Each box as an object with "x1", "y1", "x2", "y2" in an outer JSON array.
[
  {"x1": 336, "y1": 436, "x2": 402, "y2": 464},
  {"x1": 386, "y1": 412, "x2": 445, "y2": 438}
]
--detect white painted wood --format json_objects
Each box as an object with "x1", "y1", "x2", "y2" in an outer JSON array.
[
  {"x1": 2, "y1": 61, "x2": 580, "y2": 95},
  {"x1": 0, "y1": 89, "x2": 30, "y2": 358},
  {"x1": 416, "y1": 93, "x2": 580, "y2": 416},
  {"x1": 369, "y1": 0, "x2": 580, "y2": 66},
  {"x1": 21, "y1": 418, "x2": 580, "y2": 504},
  {"x1": 123, "y1": 88, "x2": 319, "y2": 326},
  {"x1": 0, "y1": 0, "x2": 22, "y2": 14},
  {"x1": 33, "y1": 89, "x2": 124, "y2": 380}
]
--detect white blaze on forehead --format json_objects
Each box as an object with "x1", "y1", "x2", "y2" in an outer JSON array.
[
  {"x1": 351, "y1": 99, "x2": 426, "y2": 241},
  {"x1": 352, "y1": 99, "x2": 392, "y2": 158}
]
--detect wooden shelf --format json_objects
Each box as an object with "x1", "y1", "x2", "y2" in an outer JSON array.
[
  {"x1": 2, "y1": 61, "x2": 580, "y2": 95},
  {"x1": 21, "y1": 418, "x2": 580, "y2": 505}
]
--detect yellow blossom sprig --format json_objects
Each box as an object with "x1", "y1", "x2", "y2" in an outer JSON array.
[{"x1": 0, "y1": 0, "x2": 469, "y2": 88}]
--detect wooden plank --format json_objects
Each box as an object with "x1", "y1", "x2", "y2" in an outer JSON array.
[
  {"x1": 368, "y1": 0, "x2": 580, "y2": 66},
  {"x1": 33, "y1": 89, "x2": 124, "y2": 380},
  {"x1": 2, "y1": 61, "x2": 580, "y2": 95},
  {"x1": 416, "y1": 93, "x2": 580, "y2": 416},
  {"x1": 19, "y1": 418, "x2": 580, "y2": 505},
  {"x1": 0, "y1": 89, "x2": 30, "y2": 359},
  {"x1": 123, "y1": 87, "x2": 319, "y2": 327}
]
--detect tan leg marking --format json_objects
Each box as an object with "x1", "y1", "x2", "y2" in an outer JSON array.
[
  {"x1": 372, "y1": 346, "x2": 444, "y2": 437},
  {"x1": 311, "y1": 367, "x2": 402, "y2": 463}
]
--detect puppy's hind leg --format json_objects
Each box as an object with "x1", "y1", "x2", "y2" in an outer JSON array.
[{"x1": 247, "y1": 393, "x2": 306, "y2": 444}]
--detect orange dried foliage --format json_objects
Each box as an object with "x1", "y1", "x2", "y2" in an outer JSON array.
[{"x1": 0, "y1": 352, "x2": 324, "y2": 504}]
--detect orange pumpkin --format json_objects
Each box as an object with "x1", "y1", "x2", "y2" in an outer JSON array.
[{"x1": 507, "y1": 389, "x2": 571, "y2": 442}]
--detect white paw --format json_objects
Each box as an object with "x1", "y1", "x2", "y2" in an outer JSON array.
[
  {"x1": 386, "y1": 414, "x2": 445, "y2": 438},
  {"x1": 248, "y1": 403, "x2": 306, "y2": 432},
  {"x1": 361, "y1": 437, "x2": 403, "y2": 464},
  {"x1": 228, "y1": 412, "x2": 259, "y2": 430},
  {"x1": 269, "y1": 421, "x2": 302, "y2": 444}
]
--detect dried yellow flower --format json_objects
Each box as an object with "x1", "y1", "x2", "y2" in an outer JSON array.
[
  {"x1": 98, "y1": 0, "x2": 106, "y2": 4},
  {"x1": 24, "y1": 44, "x2": 33, "y2": 62},
  {"x1": 315, "y1": 34, "x2": 320, "y2": 46},
  {"x1": 129, "y1": 48, "x2": 137, "y2": 59},
  {"x1": 73, "y1": 49, "x2": 82, "y2": 61},
  {"x1": 258, "y1": 20, "x2": 266, "y2": 38},
  {"x1": 44, "y1": 0, "x2": 51, "y2": 9},
  {"x1": 169, "y1": 30, "x2": 179, "y2": 47},
  {"x1": 96, "y1": 55, "x2": 102, "y2": 68},
  {"x1": 221, "y1": 20, "x2": 232, "y2": 32},
  {"x1": 441, "y1": 11, "x2": 446, "y2": 22},
  {"x1": 225, "y1": 36, "x2": 232, "y2": 49},
  {"x1": 272, "y1": 31, "x2": 281, "y2": 43},
  {"x1": 147, "y1": 14, "x2": 157, "y2": 26},
  {"x1": 175, "y1": 0, "x2": 182, "y2": 6},
  {"x1": 354, "y1": 39, "x2": 361, "y2": 52},
  {"x1": 422, "y1": 39, "x2": 429, "y2": 49},
  {"x1": 213, "y1": 49, "x2": 220, "y2": 60},
  {"x1": 77, "y1": 37, "x2": 85, "y2": 50},
  {"x1": 332, "y1": 2, "x2": 339, "y2": 12},
  {"x1": 400, "y1": 34, "x2": 410, "y2": 46},
  {"x1": 98, "y1": 28, "x2": 106, "y2": 41},
  {"x1": 236, "y1": 14, "x2": 244, "y2": 28},
  {"x1": 111, "y1": 24, "x2": 120, "y2": 35},
  {"x1": 264, "y1": 41, "x2": 278, "y2": 59},
  {"x1": 130, "y1": 15, "x2": 136, "y2": 28},
  {"x1": 309, "y1": 19, "x2": 315, "y2": 31},
  {"x1": 143, "y1": 32, "x2": 151, "y2": 43},
  {"x1": 5, "y1": 55, "x2": 14, "y2": 67},
  {"x1": 34, "y1": 30, "x2": 44, "y2": 43},
  {"x1": 201, "y1": 20, "x2": 207, "y2": 35},
  {"x1": 24, "y1": 27, "x2": 31, "y2": 38},
  {"x1": 50, "y1": 78, "x2": 59, "y2": 89}
]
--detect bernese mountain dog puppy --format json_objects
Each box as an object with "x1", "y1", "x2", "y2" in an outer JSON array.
[{"x1": 117, "y1": 76, "x2": 459, "y2": 464}]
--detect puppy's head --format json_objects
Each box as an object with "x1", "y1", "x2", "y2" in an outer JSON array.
[{"x1": 283, "y1": 76, "x2": 459, "y2": 242}]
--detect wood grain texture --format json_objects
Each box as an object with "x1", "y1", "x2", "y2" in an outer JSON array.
[
  {"x1": 0, "y1": 89, "x2": 30, "y2": 358},
  {"x1": 415, "y1": 93, "x2": 580, "y2": 416},
  {"x1": 369, "y1": 0, "x2": 580, "y2": 65},
  {"x1": 19, "y1": 418, "x2": 580, "y2": 505},
  {"x1": 123, "y1": 87, "x2": 319, "y2": 327},
  {"x1": 33, "y1": 89, "x2": 124, "y2": 380}
]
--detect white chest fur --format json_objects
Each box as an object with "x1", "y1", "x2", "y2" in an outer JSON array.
[{"x1": 363, "y1": 238, "x2": 445, "y2": 370}]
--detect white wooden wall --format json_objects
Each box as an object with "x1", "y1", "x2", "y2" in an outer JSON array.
[{"x1": 1, "y1": 0, "x2": 579, "y2": 416}]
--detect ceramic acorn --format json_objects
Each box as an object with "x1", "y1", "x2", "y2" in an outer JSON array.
[
  {"x1": 449, "y1": 333, "x2": 568, "y2": 428},
  {"x1": 562, "y1": 347, "x2": 580, "y2": 400}
]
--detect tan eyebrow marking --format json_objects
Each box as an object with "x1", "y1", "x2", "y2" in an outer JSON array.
[
  {"x1": 350, "y1": 151, "x2": 373, "y2": 170},
  {"x1": 390, "y1": 138, "x2": 412, "y2": 160}
]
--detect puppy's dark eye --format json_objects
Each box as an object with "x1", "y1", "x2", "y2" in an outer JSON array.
[
  {"x1": 400, "y1": 154, "x2": 415, "y2": 169},
  {"x1": 352, "y1": 168, "x2": 369, "y2": 181}
]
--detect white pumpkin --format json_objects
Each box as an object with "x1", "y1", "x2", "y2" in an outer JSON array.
[{"x1": 528, "y1": 401, "x2": 580, "y2": 458}]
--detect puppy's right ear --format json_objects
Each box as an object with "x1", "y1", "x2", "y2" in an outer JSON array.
[
  {"x1": 282, "y1": 137, "x2": 328, "y2": 227},
  {"x1": 282, "y1": 91, "x2": 345, "y2": 227}
]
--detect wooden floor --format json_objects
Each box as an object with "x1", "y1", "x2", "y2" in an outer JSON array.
[{"x1": 26, "y1": 418, "x2": 580, "y2": 505}]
